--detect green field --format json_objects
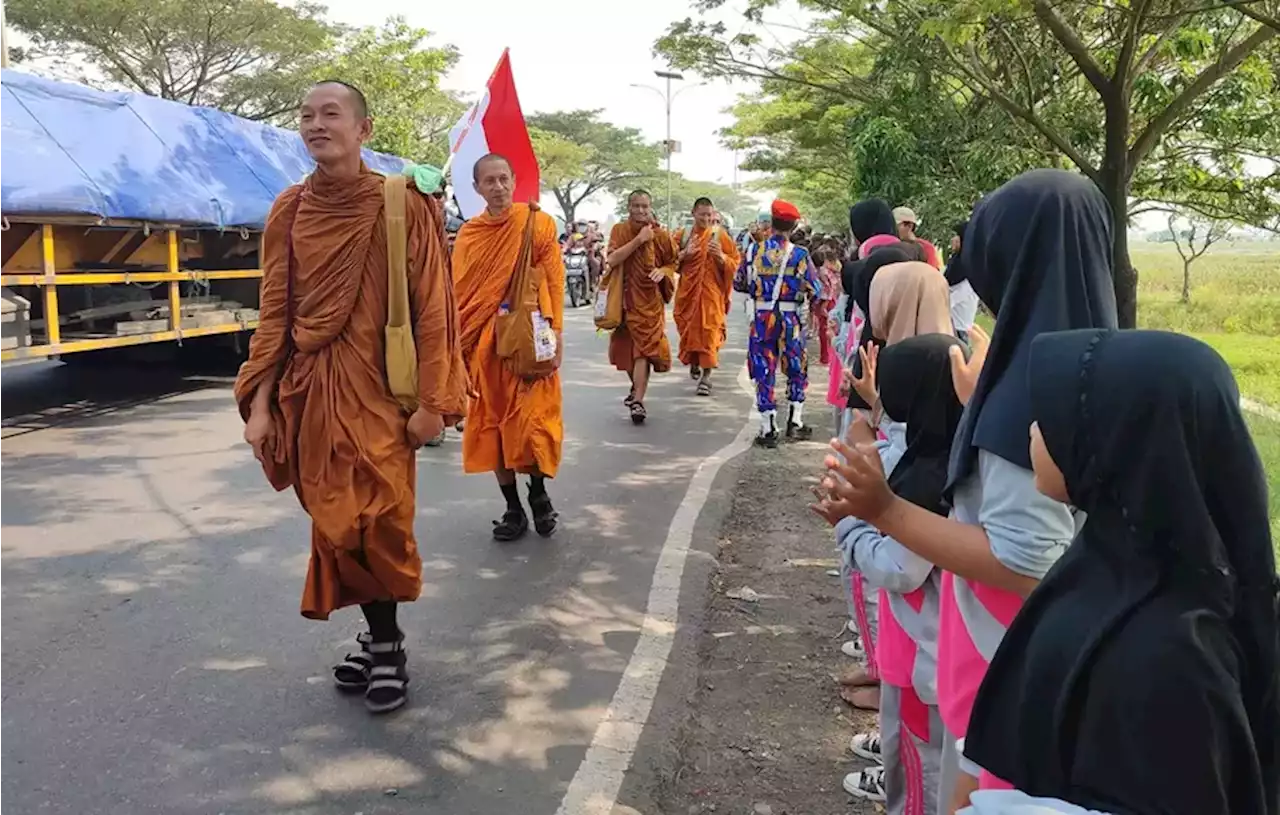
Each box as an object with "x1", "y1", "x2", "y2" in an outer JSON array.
[{"x1": 1132, "y1": 242, "x2": 1280, "y2": 551}]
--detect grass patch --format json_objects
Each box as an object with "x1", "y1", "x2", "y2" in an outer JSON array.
[
  {"x1": 1245, "y1": 412, "x2": 1280, "y2": 554},
  {"x1": 1192, "y1": 333, "x2": 1280, "y2": 411},
  {"x1": 1133, "y1": 243, "x2": 1280, "y2": 337}
]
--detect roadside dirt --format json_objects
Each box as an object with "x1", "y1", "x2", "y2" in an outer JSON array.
[{"x1": 657, "y1": 404, "x2": 880, "y2": 815}]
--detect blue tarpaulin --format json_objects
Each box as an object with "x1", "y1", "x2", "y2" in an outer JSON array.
[{"x1": 0, "y1": 69, "x2": 408, "y2": 229}]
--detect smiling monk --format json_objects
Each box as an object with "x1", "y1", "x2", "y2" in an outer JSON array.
[
  {"x1": 234, "y1": 80, "x2": 467, "y2": 715},
  {"x1": 606, "y1": 189, "x2": 677, "y2": 424},
  {"x1": 453, "y1": 154, "x2": 565, "y2": 542},
  {"x1": 673, "y1": 196, "x2": 741, "y2": 396}
]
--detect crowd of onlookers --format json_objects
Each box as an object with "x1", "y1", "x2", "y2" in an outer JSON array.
[{"x1": 796, "y1": 169, "x2": 1278, "y2": 815}]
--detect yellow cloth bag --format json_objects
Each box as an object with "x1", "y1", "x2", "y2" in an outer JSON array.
[
  {"x1": 593, "y1": 264, "x2": 624, "y2": 330},
  {"x1": 383, "y1": 175, "x2": 419, "y2": 413},
  {"x1": 495, "y1": 203, "x2": 558, "y2": 379}
]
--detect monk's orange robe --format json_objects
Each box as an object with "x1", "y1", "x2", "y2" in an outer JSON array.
[
  {"x1": 673, "y1": 226, "x2": 741, "y2": 369},
  {"x1": 233, "y1": 166, "x2": 467, "y2": 620},
  {"x1": 606, "y1": 221, "x2": 677, "y2": 373},
  {"x1": 453, "y1": 204, "x2": 564, "y2": 478}
]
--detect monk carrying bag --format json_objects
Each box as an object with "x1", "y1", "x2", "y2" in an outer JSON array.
[
  {"x1": 383, "y1": 174, "x2": 420, "y2": 413},
  {"x1": 495, "y1": 203, "x2": 558, "y2": 379}
]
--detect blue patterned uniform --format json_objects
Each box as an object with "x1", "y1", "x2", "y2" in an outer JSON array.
[{"x1": 734, "y1": 236, "x2": 822, "y2": 415}]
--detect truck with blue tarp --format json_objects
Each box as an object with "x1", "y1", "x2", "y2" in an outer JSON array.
[{"x1": 0, "y1": 69, "x2": 408, "y2": 363}]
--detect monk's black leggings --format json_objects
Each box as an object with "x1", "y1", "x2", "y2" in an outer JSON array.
[{"x1": 361, "y1": 600, "x2": 399, "y2": 643}]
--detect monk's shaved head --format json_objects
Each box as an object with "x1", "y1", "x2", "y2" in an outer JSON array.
[
  {"x1": 474, "y1": 153, "x2": 516, "y2": 214},
  {"x1": 311, "y1": 79, "x2": 369, "y2": 119},
  {"x1": 628, "y1": 189, "x2": 652, "y2": 204},
  {"x1": 474, "y1": 153, "x2": 513, "y2": 184}
]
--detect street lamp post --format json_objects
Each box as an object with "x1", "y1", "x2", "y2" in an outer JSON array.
[
  {"x1": 654, "y1": 70, "x2": 681, "y2": 229},
  {"x1": 631, "y1": 71, "x2": 702, "y2": 229}
]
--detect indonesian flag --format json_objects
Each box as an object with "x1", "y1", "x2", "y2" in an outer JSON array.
[{"x1": 448, "y1": 49, "x2": 540, "y2": 219}]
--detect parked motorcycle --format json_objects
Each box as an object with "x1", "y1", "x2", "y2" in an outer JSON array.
[{"x1": 565, "y1": 249, "x2": 591, "y2": 307}]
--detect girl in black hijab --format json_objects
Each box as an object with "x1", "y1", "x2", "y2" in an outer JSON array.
[
  {"x1": 821, "y1": 169, "x2": 1119, "y2": 810},
  {"x1": 966, "y1": 329, "x2": 1279, "y2": 815},
  {"x1": 827, "y1": 333, "x2": 969, "y2": 810}
]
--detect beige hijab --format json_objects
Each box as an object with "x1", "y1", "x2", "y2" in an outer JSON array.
[{"x1": 869, "y1": 261, "x2": 953, "y2": 345}]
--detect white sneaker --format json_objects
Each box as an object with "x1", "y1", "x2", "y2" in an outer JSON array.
[
  {"x1": 841, "y1": 638, "x2": 865, "y2": 659},
  {"x1": 849, "y1": 730, "x2": 883, "y2": 764},
  {"x1": 843, "y1": 765, "x2": 886, "y2": 802}
]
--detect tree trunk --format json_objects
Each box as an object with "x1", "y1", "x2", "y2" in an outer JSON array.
[
  {"x1": 555, "y1": 189, "x2": 575, "y2": 226},
  {"x1": 1101, "y1": 96, "x2": 1137, "y2": 328},
  {"x1": 1181, "y1": 259, "x2": 1192, "y2": 304}
]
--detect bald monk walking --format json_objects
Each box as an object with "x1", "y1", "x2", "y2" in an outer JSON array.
[
  {"x1": 453, "y1": 154, "x2": 565, "y2": 541},
  {"x1": 673, "y1": 196, "x2": 741, "y2": 396},
  {"x1": 606, "y1": 189, "x2": 678, "y2": 424},
  {"x1": 235, "y1": 80, "x2": 467, "y2": 714}
]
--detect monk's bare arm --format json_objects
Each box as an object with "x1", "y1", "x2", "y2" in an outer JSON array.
[
  {"x1": 406, "y1": 194, "x2": 467, "y2": 420},
  {"x1": 233, "y1": 188, "x2": 300, "y2": 419}
]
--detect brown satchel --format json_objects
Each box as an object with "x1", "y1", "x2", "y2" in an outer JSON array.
[
  {"x1": 495, "y1": 203, "x2": 558, "y2": 378},
  {"x1": 383, "y1": 175, "x2": 419, "y2": 412}
]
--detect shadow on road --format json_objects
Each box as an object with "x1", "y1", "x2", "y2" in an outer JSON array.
[{"x1": 1, "y1": 357, "x2": 238, "y2": 440}]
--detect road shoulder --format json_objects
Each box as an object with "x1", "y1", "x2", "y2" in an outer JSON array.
[{"x1": 617, "y1": 405, "x2": 878, "y2": 815}]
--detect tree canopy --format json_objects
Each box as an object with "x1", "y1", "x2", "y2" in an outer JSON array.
[
  {"x1": 658, "y1": 0, "x2": 1280, "y2": 326},
  {"x1": 318, "y1": 18, "x2": 462, "y2": 165},
  {"x1": 525, "y1": 109, "x2": 663, "y2": 224},
  {"x1": 8, "y1": 0, "x2": 334, "y2": 120},
  {"x1": 8, "y1": 1, "x2": 462, "y2": 164}
]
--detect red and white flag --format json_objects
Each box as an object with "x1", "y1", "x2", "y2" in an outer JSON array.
[{"x1": 448, "y1": 49, "x2": 539, "y2": 219}]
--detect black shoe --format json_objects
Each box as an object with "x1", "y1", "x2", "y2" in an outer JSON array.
[
  {"x1": 492, "y1": 508, "x2": 529, "y2": 542},
  {"x1": 529, "y1": 489, "x2": 558, "y2": 537},
  {"x1": 754, "y1": 431, "x2": 780, "y2": 449},
  {"x1": 788, "y1": 422, "x2": 814, "y2": 441}
]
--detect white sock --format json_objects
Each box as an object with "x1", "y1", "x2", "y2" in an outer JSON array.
[
  {"x1": 789, "y1": 401, "x2": 805, "y2": 427},
  {"x1": 759, "y1": 410, "x2": 777, "y2": 435}
]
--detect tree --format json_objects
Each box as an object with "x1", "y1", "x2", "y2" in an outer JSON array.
[
  {"x1": 1166, "y1": 211, "x2": 1233, "y2": 303},
  {"x1": 8, "y1": 0, "x2": 335, "y2": 120},
  {"x1": 658, "y1": 0, "x2": 1280, "y2": 327},
  {"x1": 318, "y1": 18, "x2": 462, "y2": 165},
  {"x1": 617, "y1": 172, "x2": 759, "y2": 228},
  {"x1": 524, "y1": 110, "x2": 663, "y2": 224},
  {"x1": 529, "y1": 127, "x2": 590, "y2": 203}
]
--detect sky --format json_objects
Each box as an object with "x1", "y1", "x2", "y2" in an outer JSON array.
[{"x1": 322, "y1": 0, "x2": 796, "y2": 221}]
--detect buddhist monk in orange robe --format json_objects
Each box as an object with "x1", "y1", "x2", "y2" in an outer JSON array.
[
  {"x1": 453, "y1": 154, "x2": 564, "y2": 542},
  {"x1": 606, "y1": 189, "x2": 677, "y2": 424},
  {"x1": 673, "y1": 197, "x2": 741, "y2": 395},
  {"x1": 234, "y1": 81, "x2": 467, "y2": 714}
]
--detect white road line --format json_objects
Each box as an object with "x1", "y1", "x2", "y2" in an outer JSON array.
[{"x1": 554, "y1": 366, "x2": 757, "y2": 815}]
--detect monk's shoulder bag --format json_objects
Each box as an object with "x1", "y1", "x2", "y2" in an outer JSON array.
[
  {"x1": 383, "y1": 174, "x2": 420, "y2": 413},
  {"x1": 495, "y1": 203, "x2": 558, "y2": 379}
]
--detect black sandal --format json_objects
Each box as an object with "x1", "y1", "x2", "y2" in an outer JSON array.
[
  {"x1": 629, "y1": 400, "x2": 647, "y2": 425},
  {"x1": 689, "y1": 364, "x2": 701, "y2": 381},
  {"x1": 696, "y1": 379, "x2": 712, "y2": 396},
  {"x1": 333, "y1": 632, "x2": 374, "y2": 692},
  {"x1": 364, "y1": 639, "x2": 409, "y2": 714},
  {"x1": 623, "y1": 390, "x2": 636, "y2": 406},
  {"x1": 529, "y1": 489, "x2": 558, "y2": 537},
  {"x1": 492, "y1": 508, "x2": 529, "y2": 542}
]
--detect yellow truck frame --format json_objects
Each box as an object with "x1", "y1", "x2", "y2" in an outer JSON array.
[{"x1": 1, "y1": 217, "x2": 263, "y2": 364}]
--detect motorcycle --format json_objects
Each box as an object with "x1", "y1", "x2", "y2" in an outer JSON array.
[{"x1": 565, "y1": 248, "x2": 591, "y2": 308}]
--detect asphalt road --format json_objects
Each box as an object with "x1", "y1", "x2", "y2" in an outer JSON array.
[{"x1": 1, "y1": 301, "x2": 755, "y2": 815}]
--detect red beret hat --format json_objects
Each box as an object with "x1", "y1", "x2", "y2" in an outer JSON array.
[{"x1": 771, "y1": 199, "x2": 801, "y2": 221}]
